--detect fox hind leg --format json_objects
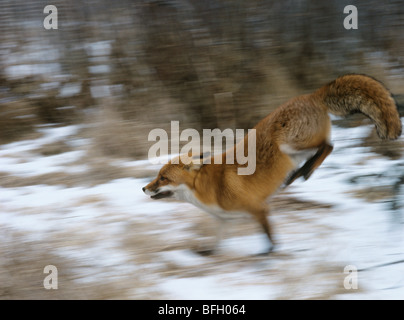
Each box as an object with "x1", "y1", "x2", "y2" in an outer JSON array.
[{"x1": 285, "y1": 141, "x2": 333, "y2": 186}]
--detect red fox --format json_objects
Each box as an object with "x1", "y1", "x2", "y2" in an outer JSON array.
[{"x1": 143, "y1": 74, "x2": 402, "y2": 254}]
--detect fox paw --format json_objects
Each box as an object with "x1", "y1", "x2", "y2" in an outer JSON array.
[{"x1": 193, "y1": 246, "x2": 216, "y2": 256}]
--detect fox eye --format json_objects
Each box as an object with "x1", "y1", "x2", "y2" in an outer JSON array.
[{"x1": 160, "y1": 176, "x2": 166, "y2": 181}]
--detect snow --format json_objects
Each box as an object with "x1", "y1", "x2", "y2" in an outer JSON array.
[
  {"x1": 159, "y1": 275, "x2": 277, "y2": 300},
  {"x1": 0, "y1": 125, "x2": 87, "y2": 177},
  {"x1": 89, "y1": 65, "x2": 111, "y2": 74},
  {"x1": 0, "y1": 120, "x2": 403, "y2": 299},
  {"x1": 58, "y1": 83, "x2": 82, "y2": 98},
  {"x1": 5, "y1": 63, "x2": 61, "y2": 78},
  {"x1": 85, "y1": 41, "x2": 113, "y2": 57}
]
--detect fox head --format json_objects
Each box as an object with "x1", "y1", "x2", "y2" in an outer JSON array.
[{"x1": 142, "y1": 153, "x2": 208, "y2": 200}]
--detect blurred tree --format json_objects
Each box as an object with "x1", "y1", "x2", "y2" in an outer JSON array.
[{"x1": 1, "y1": 0, "x2": 404, "y2": 147}]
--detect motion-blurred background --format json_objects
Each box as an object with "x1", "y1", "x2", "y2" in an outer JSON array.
[
  {"x1": 1, "y1": 0, "x2": 403, "y2": 299},
  {"x1": 2, "y1": 0, "x2": 404, "y2": 153}
]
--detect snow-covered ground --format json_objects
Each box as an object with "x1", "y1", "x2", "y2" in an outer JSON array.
[{"x1": 0, "y1": 119, "x2": 403, "y2": 299}]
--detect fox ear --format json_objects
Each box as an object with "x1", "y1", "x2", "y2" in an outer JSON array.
[
  {"x1": 183, "y1": 152, "x2": 211, "y2": 171},
  {"x1": 184, "y1": 161, "x2": 203, "y2": 171},
  {"x1": 192, "y1": 151, "x2": 211, "y2": 163},
  {"x1": 193, "y1": 151, "x2": 210, "y2": 160}
]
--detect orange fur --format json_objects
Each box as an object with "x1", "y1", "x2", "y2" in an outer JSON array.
[{"x1": 143, "y1": 74, "x2": 402, "y2": 254}]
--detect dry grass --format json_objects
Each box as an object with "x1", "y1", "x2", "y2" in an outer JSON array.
[
  {"x1": 0, "y1": 229, "x2": 165, "y2": 299},
  {"x1": 0, "y1": 100, "x2": 39, "y2": 144},
  {"x1": 85, "y1": 99, "x2": 157, "y2": 159},
  {"x1": 1, "y1": 1, "x2": 404, "y2": 300},
  {"x1": 0, "y1": 230, "x2": 107, "y2": 299},
  {"x1": 0, "y1": 109, "x2": 401, "y2": 299}
]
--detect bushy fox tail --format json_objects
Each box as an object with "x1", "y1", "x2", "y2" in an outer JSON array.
[{"x1": 315, "y1": 74, "x2": 402, "y2": 140}]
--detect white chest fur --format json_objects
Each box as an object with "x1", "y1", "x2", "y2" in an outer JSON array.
[{"x1": 173, "y1": 184, "x2": 249, "y2": 220}]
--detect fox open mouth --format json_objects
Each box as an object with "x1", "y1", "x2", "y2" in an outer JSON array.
[{"x1": 151, "y1": 191, "x2": 173, "y2": 200}]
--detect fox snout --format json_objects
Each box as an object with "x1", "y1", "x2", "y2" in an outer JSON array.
[
  {"x1": 142, "y1": 182, "x2": 173, "y2": 200},
  {"x1": 142, "y1": 183, "x2": 155, "y2": 196}
]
